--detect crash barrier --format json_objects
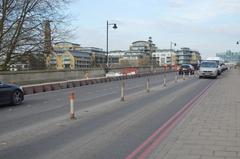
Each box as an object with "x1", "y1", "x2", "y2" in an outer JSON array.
[{"x1": 22, "y1": 70, "x2": 176, "y2": 95}]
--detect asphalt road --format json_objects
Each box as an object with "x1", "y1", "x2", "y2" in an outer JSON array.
[{"x1": 0, "y1": 72, "x2": 216, "y2": 159}]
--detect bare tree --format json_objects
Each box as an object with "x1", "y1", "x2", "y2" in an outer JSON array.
[{"x1": 0, "y1": 0, "x2": 70, "y2": 70}]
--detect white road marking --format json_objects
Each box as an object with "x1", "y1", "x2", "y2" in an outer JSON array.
[
  {"x1": 0, "y1": 142, "x2": 7, "y2": 146},
  {"x1": 56, "y1": 123, "x2": 65, "y2": 127}
]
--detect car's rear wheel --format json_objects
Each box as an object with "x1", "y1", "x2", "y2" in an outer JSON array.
[{"x1": 11, "y1": 90, "x2": 23, "y2": 105}]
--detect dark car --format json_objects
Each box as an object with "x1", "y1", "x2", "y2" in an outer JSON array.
[
  {"x1": 178, "y1": 64, "x2": 195, "y2": 75},
  {"x1": 0, "y1": 81, "x2": 24, "y2": 105}
]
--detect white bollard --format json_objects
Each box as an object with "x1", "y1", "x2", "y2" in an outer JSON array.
[
  {"x1": 196, "y1": 71, "x2": 199, "y2": 77},
  {"x1": 69, "y1": 92, "x2": 76, "y2": 119},
  {"x1": 163, "y1": 74, "x2": 167, "y2": 87},
  {"x1": 85, "y1": 73, "x2": 89, "y2": 79},
  {"x1": 121, "y1": 81, "x2": 125, "y2": 101},
  {"x1": 183, "y1": 72, "x2": 186, "y2": 80},
  {"x1": 147, "y1": 78, "x2": 150, "y2": 93},
  {"x1": 175, "y1": 74, "x2": 178, "y2": 83}
]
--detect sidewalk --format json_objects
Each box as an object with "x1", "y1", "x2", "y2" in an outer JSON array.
[{"x1": 149, "y1": 69, "x2": 240, "y2": 159}]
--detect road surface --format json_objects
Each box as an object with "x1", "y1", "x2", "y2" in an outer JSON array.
[{"x1": 0, "y1": 72, "x2": 215, "y2": 159}]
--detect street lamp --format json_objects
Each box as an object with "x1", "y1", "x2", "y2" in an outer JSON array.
[
  {"x1": 106, "y1": 21, "x2": 117, "y2": 73},
  {"x1": 170, "y1": 41, "x2": 177, "y2": 50},
  {"x1": 170, "y1": 42, "x2": 177, "y2": 67},
  {"x1": 148, "y1": 37, "x2": 153, "y2": 71}
]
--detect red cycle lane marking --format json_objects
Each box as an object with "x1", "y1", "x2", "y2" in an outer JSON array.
[
  {"x1": 138, "y1": 81, "x2": 214, "y2": 159},
  {"x1": 125, "y1": 81, "x2": 215, "y2": 159}
]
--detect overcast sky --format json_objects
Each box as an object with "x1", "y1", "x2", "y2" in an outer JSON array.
[{"x1": 66, "y1": 0, "x2": 240, "y2": 58}]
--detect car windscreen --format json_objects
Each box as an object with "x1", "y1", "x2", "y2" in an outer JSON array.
[
  {"x1": 201, "y1": 62, "x2": 217, "y2": 68},
  {"x1": 181, "y1": 65, "x2": 190, "y2": 68},
  {"x1": 208, "y1": 60, "x2": 219, "y2": 65}
]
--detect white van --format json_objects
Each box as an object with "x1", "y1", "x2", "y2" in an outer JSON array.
[
  {"x1": 199, "y1": 61, "x2": 218, "y2": 79},
  {"x1": 206, "y1": 57, "x2": 224, "y2": 75}
]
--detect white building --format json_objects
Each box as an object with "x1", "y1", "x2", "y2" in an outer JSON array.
[
  {"x1": 10, "y1": 63, "x2": 29, "y2": 71},
  {"x1": 0, "y1": 55, "x2": 6, "y2": 65},
  {"x1": 108, "y1": 50, "x2": 126, "y2": 64},
  {"x1": 152, "y1": 49, "x2": 177, "y2": 66},
  {"x1": 129, "y1": 40, "x2": 157, "y2": 56}
]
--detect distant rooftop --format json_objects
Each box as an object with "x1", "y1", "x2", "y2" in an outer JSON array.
[
  {"x1": 69, "y1": 50, "x2": 90, "y2": 58},
  {"x1": 54, "y1": 42, "x2": 80, "y2": 46}
]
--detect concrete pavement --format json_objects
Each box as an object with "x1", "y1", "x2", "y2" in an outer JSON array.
[{"x1": 148, "y1": 69, "x2": 240, "y2": 159}]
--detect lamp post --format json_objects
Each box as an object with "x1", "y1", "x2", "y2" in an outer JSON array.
[
  {"x1": 236, "y1": 41, "x2": 240, "y2": 69},
  {"x1": 170, "y1": 42, "x2": 177, "y2": 68},
  {"x1": 106, "y1": 21, "x2": 117, "y2": 73},
  {"x1": 148, "y1": 37, "x2": 153, "y2": 72},
  {"x1": 170, "y1": 41, "x2": 176, "y2": 50}
]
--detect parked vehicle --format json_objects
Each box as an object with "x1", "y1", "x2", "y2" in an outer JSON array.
[
  {"x1": 0, "y1": 81, "x2": 24, "y2": 105},
  {"x1": 220, "y1": 63, "x2": 228, "y2": 72},
  {"x1": 199, "y1": 61, "x2": 218, "y2": 79},
  {"x1": 178, "y1": 64, "x2": 195, "y2": 75}
]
